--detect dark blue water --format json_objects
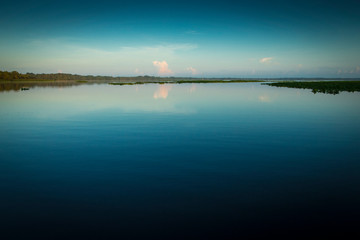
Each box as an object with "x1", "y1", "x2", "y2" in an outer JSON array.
[{"x1": 1, "y1": 83, "x2": 360, "y2": 239}]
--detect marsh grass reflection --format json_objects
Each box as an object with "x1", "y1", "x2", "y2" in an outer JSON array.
[{"x1": 0, "y1": 82, "x2": 94, "y2": 92}]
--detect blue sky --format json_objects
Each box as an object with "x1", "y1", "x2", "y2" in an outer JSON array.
[{"x1": 1, "y1": 0, "x2": 360, "y2": 77}]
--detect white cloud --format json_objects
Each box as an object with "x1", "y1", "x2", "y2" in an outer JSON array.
[
  {"x1": 187, "y1": 67, "x2": 197, "y2": 75},
  {"x1": 259, "y1": 57, "x2": 273, "y2": 63},
  {"x1": 21, "y1": 38, "x2": 198, "y2": 75},
  {"x1": 337, "y1": 67, "x2": 360, "y2": 75},
  {"x1": 153, "y1": 61, "x2": 173, "y2": 75}
]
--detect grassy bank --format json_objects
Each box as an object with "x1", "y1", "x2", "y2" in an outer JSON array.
[{"x1": 264, "y1": 81, "x2": 360, "y2": 94}]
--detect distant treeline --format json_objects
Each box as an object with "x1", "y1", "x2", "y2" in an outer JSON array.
[
  {"x1": 0, "y1": 70, "x2": 214, "y2": 82},
  {"x1": 2, "y1": 70, "x2": 360, "y2": 82},
  {"x1": 0, "y1": 70, "x2": 261, "y2": 82},
  {"x1": 0, "y1": 70, "x2": 134, "y2": 81}
]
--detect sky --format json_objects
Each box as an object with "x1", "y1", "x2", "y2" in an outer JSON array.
[{"x1": 1, "y1": 0, "x2": 360, "y2": 77}]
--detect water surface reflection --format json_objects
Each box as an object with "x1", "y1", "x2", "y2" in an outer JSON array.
[{"x1": 0, "y1": 83, "x2": 360, "y2": 238}]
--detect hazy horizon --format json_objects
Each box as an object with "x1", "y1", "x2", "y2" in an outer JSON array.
[{"x1": 2, "y1": 70, "x2": 360, "y2": 79}]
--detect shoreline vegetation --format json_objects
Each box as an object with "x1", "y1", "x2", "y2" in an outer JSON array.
[
  {"x1": 108, "y1": 79, "x2": 263, "y2": 85},
  {"x1": 1, "y1": 70, "x2": 360, "y2": 94},
  {"x1": 263, "y1": 81, "x2": 360, "y2": 94}
]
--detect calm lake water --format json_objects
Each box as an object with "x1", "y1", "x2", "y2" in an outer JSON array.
[{"x1": 1, "y1": 83, "x2": 360, "y2": 238}]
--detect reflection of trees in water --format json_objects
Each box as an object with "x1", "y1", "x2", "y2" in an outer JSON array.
[{"x1": 0, "y1": 82, "x2": 92, "y2": 92}]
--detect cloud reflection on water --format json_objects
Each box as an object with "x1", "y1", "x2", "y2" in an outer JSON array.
[
  {"x1": 2, "y1": 82, "x2": 352, "y2": 121},
  {"x1": 258, "y1": 95, "x2": 271, "y2": 102},
  {"x1": 153, "y1": 85, "x2": 172, "y2": 99},
  {"x1": 189, "y1": 84, "x2": 196, "y2": 93}
]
